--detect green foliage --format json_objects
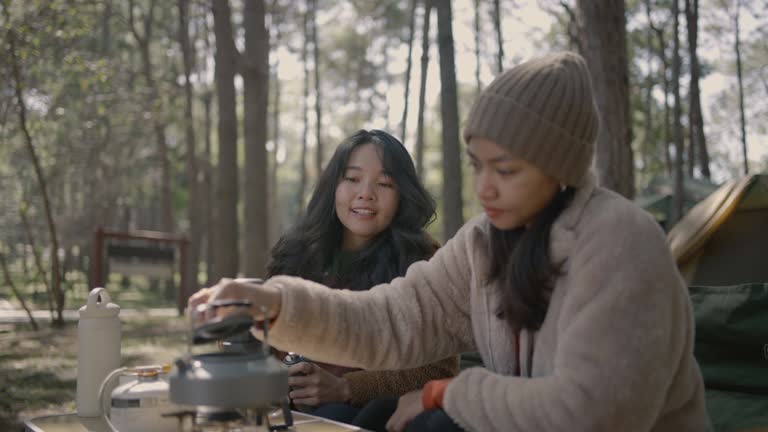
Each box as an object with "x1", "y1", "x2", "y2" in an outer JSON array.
[{"x1": 1, "y1": 0, "x2": 767, "y2": 287}]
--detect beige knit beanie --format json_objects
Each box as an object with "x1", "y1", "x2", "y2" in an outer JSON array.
[{"x1": 463, "y1": 51, "x2": 599, "y2": 187}]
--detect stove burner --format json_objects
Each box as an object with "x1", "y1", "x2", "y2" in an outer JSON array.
[
  {"x1": 197, "y1": 409, "x2": 243, "y2": 423},
  {"x1": 162, "y1": 402, "x2": 293, "y2": 432}
]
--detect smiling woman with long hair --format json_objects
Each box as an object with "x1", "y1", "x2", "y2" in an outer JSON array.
[
  {"x1": 266, "y1": 129, "x2": 457, "y2": 425},
  {"x1": 268, "y1": 129, "x2": 438, "y2": 291}
]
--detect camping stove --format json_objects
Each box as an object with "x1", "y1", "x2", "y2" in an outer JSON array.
[
  {"x1": 166, "y1": 302, "x2": 293, "y2": 432},
  {"x1": 26, "y1": 299, "x2": 365, "y2": 432},
  {"x1": 161, "y1": 407, "x2": 293, "y2": 432},
  {"x1": 166, "y1": 351, "x2": 293, "y2": 431}
]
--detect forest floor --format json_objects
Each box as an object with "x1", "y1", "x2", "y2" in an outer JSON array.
[
  {"x1": 0, "y1": 312, "x2": 188, "y2": 430},
  {"x1": 0, "y1": 269, "x2": 200, "y2": 429}
]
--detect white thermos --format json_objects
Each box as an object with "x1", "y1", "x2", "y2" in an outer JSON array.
[{"x1": 76, "y1": 287, "x2": 121, "y2": 417}]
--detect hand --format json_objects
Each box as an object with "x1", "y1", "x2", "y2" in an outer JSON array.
[
  {"x1": 287, "y1": 362, "x2": 351, "y2": 407},
  {"x1": 187, "y1": 278, "x2": 281, "y2": 323},
  {"x1": 386, "y1": 389, "x2": 424, "y2": 432}
]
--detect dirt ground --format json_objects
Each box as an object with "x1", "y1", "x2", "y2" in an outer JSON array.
[{"x1": 0, "y1": 315, "x2": 189, "y2": 430}]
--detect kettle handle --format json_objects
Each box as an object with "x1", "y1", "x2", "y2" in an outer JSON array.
[{"x1": 87, "y1": 287, "x2": 112, "y2": 306}]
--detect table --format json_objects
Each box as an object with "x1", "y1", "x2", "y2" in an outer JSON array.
[{"x1": 24, "y1": 411, "x2": 368, "y2": 432}]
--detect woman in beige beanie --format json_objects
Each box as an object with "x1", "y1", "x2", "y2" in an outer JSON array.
[{"x1": 191, "y1": 52, "x2": 711, "y2": 432}]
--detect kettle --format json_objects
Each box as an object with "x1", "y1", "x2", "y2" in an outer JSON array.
[{"x1": 167, "y1": 310, "x2": 293, "y2": 429}]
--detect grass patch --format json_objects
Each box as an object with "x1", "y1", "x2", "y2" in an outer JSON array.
[{"x1": 0, "y1": 316, "x2": 188, "y2": 430}]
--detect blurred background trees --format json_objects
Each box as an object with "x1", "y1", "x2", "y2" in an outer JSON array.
[{"x1": 1, "y1": 0, "x2": 767, "y2": 317}]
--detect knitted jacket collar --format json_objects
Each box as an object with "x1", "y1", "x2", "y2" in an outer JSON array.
[{"x1": 550, "y1": 170, "x2": 597, "y2": 266}]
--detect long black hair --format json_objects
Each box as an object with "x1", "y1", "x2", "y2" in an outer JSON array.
[
  {"x1": 488, "y1": 186, "x2": 575, "y2": 331},
  {"x1": 267, "y1": 129, "x2": 437, "y2": 290}
]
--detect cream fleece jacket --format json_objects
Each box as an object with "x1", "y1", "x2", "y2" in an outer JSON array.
[{"x1": 264, "y1": 175, "x2": 711, "y2": 432}]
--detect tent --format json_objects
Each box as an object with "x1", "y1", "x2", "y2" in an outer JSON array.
[
  {"x1": 667, "y1": 174, "x2": 768, "y2": 286},
  {"x1": 635, "y1": 176, "x2": 718, "y2": 230},
  {"x1": 690, "y1": 283, "x2": 768, "y2": 432},
  {"x1": 669, "y1": 176, "x2": 768, "y2": 431}
]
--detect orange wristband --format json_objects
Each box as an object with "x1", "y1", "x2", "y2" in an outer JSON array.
[{"x1": 422, "y1": 378, "x2": 452, "y2": 410}]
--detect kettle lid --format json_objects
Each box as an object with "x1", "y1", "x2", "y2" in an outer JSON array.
[
  {"x1": 79, "y1": 287, "x2": 120, "y2": 318},
  {"x1": 192, "y1": 313, "x2": 253, "y2": 344}
]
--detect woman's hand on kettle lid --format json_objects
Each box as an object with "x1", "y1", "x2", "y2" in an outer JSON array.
[{"x1": 188, "y1": 278, "x2": 282, "y2": 324}]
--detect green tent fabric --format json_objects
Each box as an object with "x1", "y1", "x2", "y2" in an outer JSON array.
[
  {"x1": 705, "y1": 390, "x2": 768, "y2": 432},
  {"x1": 690, "y1": 283, "x2": 768, "y2": 431},
  {"x1": 635, "y1": 175, "x2": 719, "y2": 230}
]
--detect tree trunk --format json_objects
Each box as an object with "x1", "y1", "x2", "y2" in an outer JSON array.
[
  {"x1": 21, "y1": 242, "x2": 31, "y2": 280},
  {"x1": 474, "y1": 0, "x2": 482, "y2": 94},
  {"x1": 761, "y1": 64, "x2": 768, "y2": 96},
  {"x1": 435, "y1": 0, "x2": 464, "y2": 240},
  {"x1": 681, "y1": 1, "x2": 695, "y2": 179},
  {"x1": 269, "y1": 0, "x2": 282, "y2": 245},
  {"x1": 401, "y1": 0, "x2": 418, "y2": 141},
  {"x1": 647, "y1": 2, "x2": 673, "y2": 176},
  {"x1": 379, "y1": 42, "x2": 393, "y2": 130},
  {"x1": 203, "y1": 92, "x2": 216, "y2": 285},
  {"x1": 199, "y1": 6, "x2": 216, "y2": 285},
  {"x1": 177, "y1": 0, "x2": 201, "y2": 299},
  {"x1": 269, "y1": 65, "x2": 282, "y2": 244},
  {"x1": 0, "y1": 251, "x2": 38, "y2": 331},
  {"x1": 733, "y1": 0, "x2": 748, "y2": 174},
  {"x1": 576, "y1": 0, "x2": 635, "y2": 198},
  {"x1": 298, "y1": 2, "x2": 310, "y2": 214},
  {"x1": 416, "y1": 0, "x2": 432, "y2": 181},
  {"x1": 102, "y1": 0, "x2": 112, "y2": 55},
  {"x1": 19, "y1": 205, "x2": 54, "y2": 318},
  {"x1": 492, "y1": 0, "x2": 504, "y2": 73},
  {"x1": 643, "y1": 0, "x2": 654, "y2": 178},
  {"x1": 686, "y1": 0, "x2": 709, "y2": 180},
  {"x1": 670, "y1": 0, "x2": 685, "y2": 226},
  {"x1": 242, "y1": 0, "x2": 270, "y2": 278},
  {"x1": 311, "y1": 0, "x2": 323, "y2": 176},
  {"x1": 559, "y1": 2, "x2": 581, "y2": 53},
  {"x1": 5, "y1": 7, "x2": 64, "y2": 325},
  {"x1": 128, "y1": 0, "x2": 173, "y2": 232},
  {"x1": 212, "y1": 0, "x2": 240, "y2": 278},
  {"x1": 157, "y1": 124, "x2": 172, "y2": 231},
  {"x1": 686, "y1": 109, "x2": 694, "y2": 178}
]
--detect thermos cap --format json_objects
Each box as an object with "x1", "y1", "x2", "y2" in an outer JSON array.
[{"x1": 79, "y1": 287, "x2": 120, "y2": 318}]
